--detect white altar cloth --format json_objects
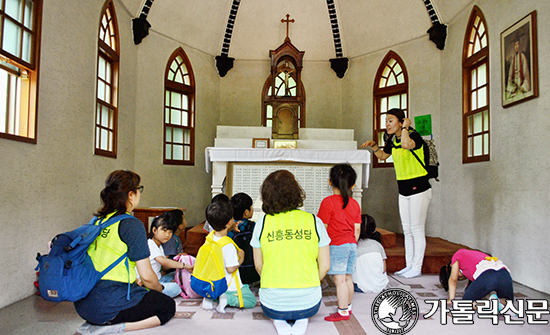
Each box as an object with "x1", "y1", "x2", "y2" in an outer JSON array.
[{"x1": 205, "y1": 147, "x2": 371, "y2": 187}]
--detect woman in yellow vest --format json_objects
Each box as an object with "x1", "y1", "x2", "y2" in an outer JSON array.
[
  {"x1": 74, "y1": 170, "x2": 175, "y2": 334},
  {"x1": 362, "y1": 108, "x2": 432, "y2": 279},
  {"x1": 251, "y1": 170, "x2": 331, "y2": 335}
]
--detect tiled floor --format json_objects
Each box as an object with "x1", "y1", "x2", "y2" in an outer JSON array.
[{"x1": 1, "y1": 274, "x2": 549, "y2": 335}]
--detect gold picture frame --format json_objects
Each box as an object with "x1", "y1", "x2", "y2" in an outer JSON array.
[
  {"x1": 273, "y1": 140, "x2": 297, "y2": 149},
  {"x1": 501, "y1": 11, "x2": 538, "y2": 107}
]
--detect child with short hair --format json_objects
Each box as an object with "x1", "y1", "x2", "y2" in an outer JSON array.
[
  {"x1": 230, "y1": 192, "x2": 259, "y2": 284},
  {"x1": 229, "y1": 192, "x2": 255, "y2": 238},
  {"x1": 317, "y1": 164, "x2": 361, "y2": 322},
  {"x1": 203, "y1": 193, "x2": 231, "y2": 233},
  {"x1": 162, "y1": 209, "x2": 186, "y2": 259},
  {"x1": 203, "y1": 201, "x2": 257, "y2": 312},
  {"x1": 143, "y1": 213, "x2": 193, "y2": 298}
]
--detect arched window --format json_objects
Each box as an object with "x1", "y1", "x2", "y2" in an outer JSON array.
[
  {"x1": 94, "y1": 0, "x2": 119, "y2": 157},
  {"x1": 0, "y1": 0, "x2": 42, "y2": 143},
  {"x1": 164, "y1": 48, "x2": 195, "y2": 165},
  {"x1": 463, "y1": 6, "x2": 489, "y2": 163},
  {"x1": 261, "y1": 61, "x2": 306, "y2": 129},
  {"x1": 373, "y1": 51, "x2": 409, "y2": 168}
]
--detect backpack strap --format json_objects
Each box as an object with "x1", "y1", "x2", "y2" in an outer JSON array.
[
  {"x1": 409, "y1": 148, "x2": 428, "y2": 173},
  {"x1": 96, "y1": 213, "x2": 134, "y2": 300},
  {"x1": 216, "y1": 235, "x2": 244, "y2": 308},
  {"x1": 258, "y1": 214, "x2": 267, "y2": 240},
  {"x1": 227, "y1": 270, "x2": 244, "y2": 308},
  {"x1": 312, "y1": 213, "x2": 320, "y2": 242},
  {"x1": 404, "y1": 130, "x2": 428, "y2": 173}
]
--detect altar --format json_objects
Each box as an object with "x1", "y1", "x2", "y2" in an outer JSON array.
[{"x1": 205, "y1": 126, "x2": 371, "y2": 219}]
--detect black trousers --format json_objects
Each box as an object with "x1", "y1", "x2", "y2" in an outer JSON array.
[{"x1": 109, "y1": 290, "x2": 175, "y2": 325}]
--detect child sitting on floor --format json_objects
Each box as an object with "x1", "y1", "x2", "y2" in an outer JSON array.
[
  {"x1": 203, "y1": 194, "x2": 230, "y2": 233},
  {"x1": 230, "y1": 192, "x2": 260, "y2": 284},
  {"x1": 162, "y1": 209, "x2": 187, "y2": 259},
  {"x1": 229, "y1": 192, "x2": 255, "y2": 238},
  {"x1": 140, "y1": 213, "x2": 193, "y2": 298},
  {"x1": 202, "y1": 200, "x2": 257, "y2": 312},
  {"x1": 352, "y1": 214, "x2": 389, "y2": 294}
]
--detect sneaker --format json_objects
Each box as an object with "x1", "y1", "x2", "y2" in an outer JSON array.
[
  {"x1": 324, "y1": 312, "x2": 350, "y2": 322},
  {"x1": 401, "y1": 269, "x2": 421, "y2": 278},
  {"x1": 489, "y1": 294, "x2": 504, "y2": 312},
  {"x1": 395, "y1": 267, "x2": 411, "y2": 276}
]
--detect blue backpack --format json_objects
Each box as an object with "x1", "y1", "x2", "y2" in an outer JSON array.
[{"x1": 35, "y1": 213, "x2": 132, "y2": 302}]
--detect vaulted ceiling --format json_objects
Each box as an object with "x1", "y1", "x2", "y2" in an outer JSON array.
[{"x1": 122, "y1": 0, "x2": 473, "y2": 61}]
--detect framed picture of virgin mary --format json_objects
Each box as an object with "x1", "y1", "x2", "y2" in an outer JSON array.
[{"x1": 501, "y1": 11, "x2": 538, "y2": 107}]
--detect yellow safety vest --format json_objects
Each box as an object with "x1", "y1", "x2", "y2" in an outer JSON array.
[
  {"x1": 87, "y1": 212, "x2": 136, "y2": 283},
  {"x1": 392, "y1": 134, "x2": 428, "y2": 181},
  {"x1": 260, "y1": 210, "x2": 320, "y2": 288}
]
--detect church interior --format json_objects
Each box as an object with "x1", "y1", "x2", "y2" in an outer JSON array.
[{"x1": 1, "y1": 0, "x2": 550, "y2": 334}]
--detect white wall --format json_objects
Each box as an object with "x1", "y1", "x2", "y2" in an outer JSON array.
[
  {"x1": 343, "y1": 0, "x2": 550, "y2": 295},
  {"x1": 218, "y1": 59, "x2": 343, "y2": 128},
  {"x1": 342, "y1": 38, "x2": 442, "y2": 234},
  {"x1": 436, "y1": 0, "x2": 550, "y2": 294},
  {"x1": 132, "y1": 34, "x2": 221, "y2": 226},
  {"x1": 0, "y1": 0, "x2": 139, "y2": 308}
]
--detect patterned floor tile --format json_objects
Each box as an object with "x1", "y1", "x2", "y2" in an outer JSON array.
[
  {"x1": 253, "y1": 312, "x2": 271, "y2": 320},
  {"x1": 179, "y1": 300, "x2": 202, "y2": 307},
  {"x1": 322, "y1": 289, "x2": 337, "y2": 297},
  {"x1": 174, "y1": 311, "x2": 195, "y2": 319},
  {"x1": 416, "y1": 292, "x2": 437, "y2": 297},
  {"x1": 409, "y1": 284, "x2": 425, "y2": 289},
  {"x1": 211, "y1": 312, "x2": 235, "y2": 319}
]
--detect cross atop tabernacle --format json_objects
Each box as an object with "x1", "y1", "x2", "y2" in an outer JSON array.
[{"x1": 281, "y1": 14, "x2": 295, "y2": 39}]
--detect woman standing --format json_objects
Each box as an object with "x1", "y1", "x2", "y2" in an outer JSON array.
[
  {"x1": 74, "y1": 170, "x2": 175, "y2": 334},
  {"x1": 251, "y1": 170, "x2": 331, "y2": 335},
  {"x1": 361, "y1": 108, "x2": 432, "y2": 278}
]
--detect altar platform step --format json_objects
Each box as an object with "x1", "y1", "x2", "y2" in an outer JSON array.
[{"x1": 384, "y1": 233, "x2": 471, "y2": 274}]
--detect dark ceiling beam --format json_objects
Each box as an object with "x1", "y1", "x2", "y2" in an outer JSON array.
[
  {"x1": 422, "y1": 0, "x2": 447, "y2": 50},
  {"x1": 326, "y1": 0, "x2": 348, "y2": 78},
  {"x1": 132, "y1": 0, "x2": 154, "y2": 45},
  {"x1": 216, "y1": 0, "x2": 241, "y2": 77}
]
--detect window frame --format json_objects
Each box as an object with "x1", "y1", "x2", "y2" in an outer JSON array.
[
  {"x1": 163, "y1": 48, "x2": 195, "y2": 166},
  {"x1": 0, "y1": 0, "x2": 42, "y2": 143},
  {"x1": 94, "y1": 0, "x2": 119, "y2": 158},
  {"x1": 262, "y1": 58, "x2": 305, "y2": 128},
  {"x1": 372, "y1": 51, "x2": 409, "y2": 168},
  {"x1": 462, "y1": 6, "x2": 490, "y2": 163}
]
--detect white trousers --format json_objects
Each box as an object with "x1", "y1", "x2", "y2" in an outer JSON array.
[{"x1": 398, "y1": 188, "x2": 432, "y2": 272}]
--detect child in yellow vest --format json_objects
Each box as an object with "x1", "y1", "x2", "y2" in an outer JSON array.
[{"x1": 202, "y1": 200, "x2": 257, "y2": 312}]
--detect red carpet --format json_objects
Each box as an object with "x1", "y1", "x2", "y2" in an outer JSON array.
[{"x1": 385, "y1": 233, "x2": 471, "y2": 274}]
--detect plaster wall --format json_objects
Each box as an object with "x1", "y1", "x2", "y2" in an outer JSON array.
[
  {"x1": 342, "y1": 37, "x2": 442, "y2": 235},
  {"x1": 132, "y1": 32, "x2": 220, "y2": 226},
  {"x1": 436, "y1": 0, "x2": 550, "y2": 294},
  {"x1": 0, "y1": 0, "x2": 138, "y2": 308},
  {"x1": 218, "y1": 60, "x2": 343, "y2": 129}
]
